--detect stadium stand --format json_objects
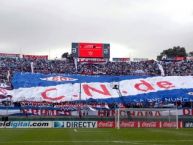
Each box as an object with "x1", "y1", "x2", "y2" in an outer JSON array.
[
  {"x1": 0, "y1": 54, "x2": 193, "y2": 124},
  {"x1": 1, "y1": 57, "x2": 193, "y2": 81}
]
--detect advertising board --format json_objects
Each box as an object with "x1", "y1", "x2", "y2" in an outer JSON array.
[
  {"x1": 53, "y1": 121, "x2": 97, "y2": 128},
  {"x1": 0, "y1": 121, "x2": 52, "y2": 128}
]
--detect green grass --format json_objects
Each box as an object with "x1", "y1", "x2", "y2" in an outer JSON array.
[{"x1": 0, "y1": 128, "x2": 193, "y2": 145}]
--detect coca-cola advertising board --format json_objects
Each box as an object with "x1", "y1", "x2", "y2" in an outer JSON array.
[{"x1": 97, "y1": 121, "x2": 115, "y2": 128}]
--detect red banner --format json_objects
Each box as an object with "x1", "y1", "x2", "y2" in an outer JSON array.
[
  {"x1": 23, "y1": 55, "x2": 48, "y2": 60},
  {"x1": 97, "y1": 110, "x2": 161, "y2": 117},
  {"x1": 175, "y1": 56, "x2": 185, "y2": 61},
  {"x1": 21, "y1": 109, "x2": 71, "y2": 116}
]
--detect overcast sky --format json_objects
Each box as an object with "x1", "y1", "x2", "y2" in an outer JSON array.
[{"x1": 0, "y1": 0, "x2": 193, "y2": 59}]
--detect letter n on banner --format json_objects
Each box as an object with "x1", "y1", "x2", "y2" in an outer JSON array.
[{"x1": 83, "y1": 84, "x2": 111, "y2": 97}]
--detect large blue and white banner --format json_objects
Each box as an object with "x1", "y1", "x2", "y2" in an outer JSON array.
[{"x1": 9, "y1": 73, "x2": 193, "y2": 103}]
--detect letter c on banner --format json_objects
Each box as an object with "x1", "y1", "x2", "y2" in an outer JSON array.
[{"x1": 41, "y1": 88, "x2": 65, "y2": 101}]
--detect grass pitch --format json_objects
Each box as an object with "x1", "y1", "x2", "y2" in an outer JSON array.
[{"x1": 0, "y1": 128, "x2": 193, "y2": 145}]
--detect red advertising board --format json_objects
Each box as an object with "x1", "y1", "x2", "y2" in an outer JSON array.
[
  {"x1": 140, "y1": 121, "x2": 160, "y2": 128},
  {"x1": 161, "y1": 122, "x2": 177, "y2": 128},
  {"x1": 97, "y1": 121, "x2": 115, "y2": 128},
  {"x1": 96, "y1": 121, "x2": 182, "y2": 128},
  {"x1": 120, "y1": 121, "x2": 138, "y2": 128},
  {"x1": 79, "y1": 43, "x2": 103, "y2": 58}
]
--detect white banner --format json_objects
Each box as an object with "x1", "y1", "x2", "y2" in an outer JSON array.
[{"x1": 10, "y1": 76, "x2": 193, "y2": 102}]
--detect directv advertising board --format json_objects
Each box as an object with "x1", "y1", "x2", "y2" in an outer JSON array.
[
  {"x1": 71, "y1": 42, "x2": 110, "y2": 58},
  {"x1": 53, "y1": 121, "x2": 97, "y2": 128}
]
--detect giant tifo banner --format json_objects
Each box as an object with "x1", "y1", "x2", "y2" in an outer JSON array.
[{"x1": 9, "y1": 73, "x2": 193, "y2": 103}]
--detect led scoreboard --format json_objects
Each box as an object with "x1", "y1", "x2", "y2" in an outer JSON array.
[{"x1": 71, "y1": 42, "x2": 110, "y2": 58}]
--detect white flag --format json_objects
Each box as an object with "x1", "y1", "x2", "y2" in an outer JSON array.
[
  {"x1": 74, "y1": 58, "x2": 78, "y2": 72},
  {"x1": 88, "y1": 106, "x2": 97, "y2": 111},
  {"x1": 7, "y1": 70, "x2": 10, "y2": 82},
  {"x1": 31, "y1": 62, "x2": 34, "y2": 73},
  {"x1": 157, "y1": 62, "x2": 165, "y2": 76}
]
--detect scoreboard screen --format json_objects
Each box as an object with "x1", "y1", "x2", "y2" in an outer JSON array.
[
  {"x1": 71, "y1": 42, "x2": 110, "y2": 58},
  {"x1": 79, "y1": 43, "x2": 103, "y2": 58}
]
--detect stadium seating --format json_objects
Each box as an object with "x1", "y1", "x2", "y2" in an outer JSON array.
[{"x1": 0, "y1": 57, "x2": 193, "y2": 114}]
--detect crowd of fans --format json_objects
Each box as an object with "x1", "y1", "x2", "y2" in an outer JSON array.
[
  {"x1": 1, "y1": 57, "x2": 193, "y2": 84},
  {"x1": 0, "y1": 56, "x2": 193, "y2": 111},
  {"x1": 78, "y1": 60, "x2": 160, "y2": 76},
  {"x1": 161, "y1": 60, "x2": 193, "y2": 76}
]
